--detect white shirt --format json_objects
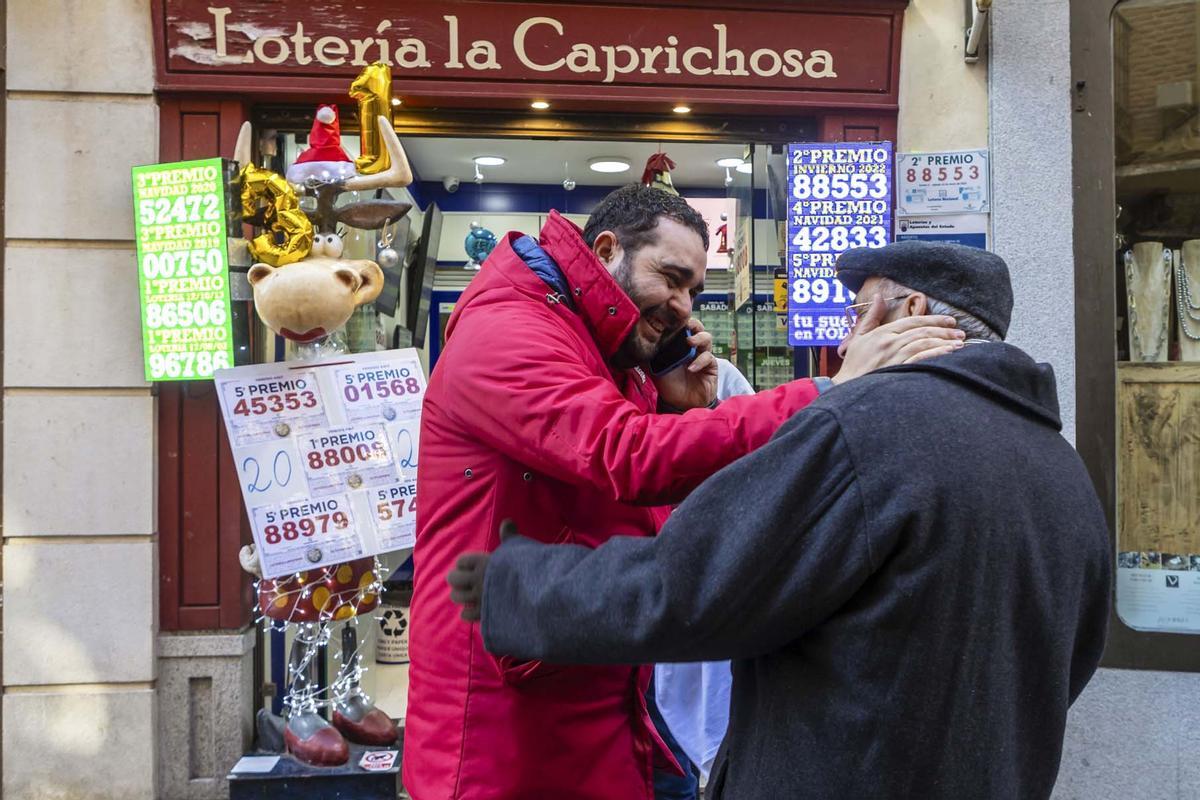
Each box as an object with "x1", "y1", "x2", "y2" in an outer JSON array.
[{"x1": 653, "y1": 358, "x2": 752, "y2": 777}]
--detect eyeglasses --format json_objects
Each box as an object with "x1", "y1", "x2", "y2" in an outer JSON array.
[{"x1": 843, "y1": 294, "x2": 912, "y2": 329}]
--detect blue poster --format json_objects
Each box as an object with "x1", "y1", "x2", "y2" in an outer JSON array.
[{"x1": 786, "y1": 142, "x2": 894, "y2": 346}]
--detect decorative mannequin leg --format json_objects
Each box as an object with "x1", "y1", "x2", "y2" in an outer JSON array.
[
  {"x1": 332, "y1": 621, "x2": 400, "y2": 746},
  {"x1": 1125, "y1": 242, "x2": 1171, "y2": 362},
  {"x1": 283, "y1": 625, "x2": 350, "y2": 766},
  {"x1": 1177, "y1": 240, "x2": 1200, "y2": 361}
]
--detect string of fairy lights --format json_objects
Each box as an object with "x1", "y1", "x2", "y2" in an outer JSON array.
[{"x1": 252, "y1": 558, "x2": 390, "y2": 713}]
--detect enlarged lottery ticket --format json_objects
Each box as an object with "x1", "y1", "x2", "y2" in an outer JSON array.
[{"x1": 215, "y1": 349, "x2": 426, "y2": 579}]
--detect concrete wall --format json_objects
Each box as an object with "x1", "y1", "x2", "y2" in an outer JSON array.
[
  {"x1": 2, "y1": 1, "x2": 159, "y2": 798},
  {"x1": 990, "y1": 0, "x2": 1077, "y2": 442},
  {"x1": 898, "y1": 0, "x2": 990, "y2": 152}
]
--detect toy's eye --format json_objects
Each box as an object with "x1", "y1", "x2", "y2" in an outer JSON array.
[
  {"x1": 309, "y1": 235, "x2": 327, "y2": 257},
  {"x1": 324, "y1": 233, "x2": 344, "y2": 258}
]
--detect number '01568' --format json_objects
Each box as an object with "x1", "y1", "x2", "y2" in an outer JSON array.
[{"x1": 344, "y1": 378, "x2": 421, "y2": 403}]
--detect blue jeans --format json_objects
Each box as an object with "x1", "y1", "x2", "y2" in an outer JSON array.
[{"x1": 647, "y1": 678, "x2": 699, "y2": 800}]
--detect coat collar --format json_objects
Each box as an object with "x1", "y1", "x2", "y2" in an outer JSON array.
[
  {"x1": 538, "y1": 211, "x2": 640, "y2": 361},
  {"x1": 875, "y1": 342, "x2": 1063, "y2": 431}
]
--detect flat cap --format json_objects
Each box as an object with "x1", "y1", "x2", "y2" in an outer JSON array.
[{"x1": 836, "y1": 241, "x2": 1013, "y2": 338}]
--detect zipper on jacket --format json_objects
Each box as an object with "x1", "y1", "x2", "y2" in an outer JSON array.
[{"x1": 545, "y1": 292, "x2": 567, "y2": 305}]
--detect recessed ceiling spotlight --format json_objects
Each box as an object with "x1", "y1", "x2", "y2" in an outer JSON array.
[
  {"x1": 531, "y1": 100, "x2": 550, "y2": 110},
  {"x1": 588, "y1": 157, "x2": 631, "y2": 174},
  {"x1": 473, "y1": 155, "x2": 506, "y2": 167},
  {"x1": 391, "y1": 97, "x2": 402, "y2": 107},
  {"x1": 736, "y1": 162, "x2": 753, "y2": 174},
  {"x1": 716, "y1": 157, "x2": 744, "y2": 168},
  {"x1": 673, "y1": 105, "x2": 691, "y2": 114}
]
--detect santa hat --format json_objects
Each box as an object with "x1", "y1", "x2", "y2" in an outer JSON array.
[{"x1": 286, "y1": 105, "x2": 358, "y2": 184}]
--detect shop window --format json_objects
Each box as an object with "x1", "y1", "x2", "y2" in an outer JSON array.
[{"x1": 1112, "y1": 0, "x2": 1200, "y2": 634}]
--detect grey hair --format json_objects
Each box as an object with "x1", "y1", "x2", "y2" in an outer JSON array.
[{"x1": 876, "y1": 278, "x2": 1003, "y2": 341}]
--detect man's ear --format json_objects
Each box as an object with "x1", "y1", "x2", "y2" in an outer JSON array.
[
  {"x1": 591, "y1": 230, "x2": 621, "y2": 273},
  {"x1": 904, "y1": 292, "x2": 929, "y2": 317}
]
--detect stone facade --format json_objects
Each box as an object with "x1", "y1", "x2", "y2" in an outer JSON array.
[
  {"x1": 2, "y1": 1, "x2": 159, "y2": 799},
  {"x1": 2, "y1": 2, "x2": 1198, "y2": 799}
]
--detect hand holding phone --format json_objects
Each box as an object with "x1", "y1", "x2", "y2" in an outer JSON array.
[{"x1": 649, "y1": 327, "x2": 697, "y2": 377}]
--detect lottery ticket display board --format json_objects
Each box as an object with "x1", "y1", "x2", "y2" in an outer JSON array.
[
  {"x1": 786, "y1": 142, "x2": 893, "y2": 346},
  {"x1": 131, "y1": 157, "x2": 236, "y2": 380},
  {"x1": 215, "y1": 350, "x2": 424, "y2": 579}
]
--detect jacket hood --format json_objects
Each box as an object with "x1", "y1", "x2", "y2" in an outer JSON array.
[
  {"x1": 445, "y1": 212, "x2": 640, "y2": 362},
  {"x1": 874, "y1": 342, "x2": 1062, "y2": 431}
]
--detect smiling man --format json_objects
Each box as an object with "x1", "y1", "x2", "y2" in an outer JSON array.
[
  {"x1": 451, "y1": 241, "x2": 1111, "y2": 800},
  {"x1": 403, "y1": 185, "x2": 965, "y2": 799}
]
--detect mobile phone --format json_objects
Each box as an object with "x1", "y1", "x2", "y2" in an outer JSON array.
[{"x1": 649, "y1": 327, "x2": 697, "y2": 376}]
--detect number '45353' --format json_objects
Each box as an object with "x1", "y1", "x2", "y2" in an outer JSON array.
[{"x1": 233, "y1": 391, "x2": 318, "y2": 415}]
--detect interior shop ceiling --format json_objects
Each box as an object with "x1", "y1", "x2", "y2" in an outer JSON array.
[{"x1": 399, "y1": 136, "x2": 768, "y2": 189}]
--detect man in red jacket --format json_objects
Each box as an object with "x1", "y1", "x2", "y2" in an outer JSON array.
[{"x1": 402, "y1": 185, "x2": 963, "y2": 799}]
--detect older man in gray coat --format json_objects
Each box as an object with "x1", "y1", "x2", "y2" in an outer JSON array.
[{"x1": 449, "y1": 242, "x2": 1111, "y2": 800}]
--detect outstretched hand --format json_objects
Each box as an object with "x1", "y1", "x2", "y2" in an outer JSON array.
[
  {"x1": 833, "y1": 294, "x2": 965, "y2": 384},
  {"x1": 447, "y1": 520, "x2": 518, "y2": 622}
]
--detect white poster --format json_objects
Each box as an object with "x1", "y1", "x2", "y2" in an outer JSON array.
[
  {"x1": 1117, "y1": 552, "x2": 1200, "y2": 633},
  {"x1": 684, "y1": 197, "x2": 738, "y2": 270},
  {"x1": 897, "y1": 150, "x2": 990, "y2": 216},
  {"x1": 215, "y1": 350, "x2": 425, "y2": 579},
  {"x1": 895, "y1": 213, "x2": 989, "y2": 249}
]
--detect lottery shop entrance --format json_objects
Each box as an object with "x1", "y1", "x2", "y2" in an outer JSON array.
[{"x1": 150, "y1": 0, "x2": 905, "y2": 770}]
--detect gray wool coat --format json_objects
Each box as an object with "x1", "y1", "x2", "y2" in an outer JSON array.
[{"x1": 481, "y1": 342, "x2": 1112, "y2": 800}]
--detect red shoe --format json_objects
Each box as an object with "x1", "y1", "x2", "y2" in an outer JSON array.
[
  {"x1": 333, "y1": 693, "x2": 399, "y2": 746},
  {"x1": 284, "y1": 712, "x2": 350, "y2": 766}
]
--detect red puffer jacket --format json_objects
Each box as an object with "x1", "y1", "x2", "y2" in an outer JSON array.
[{"x1": 402, "y1": 211, "x2": 820, "y2": 799}]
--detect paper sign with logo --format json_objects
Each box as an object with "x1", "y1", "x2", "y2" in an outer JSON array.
[
  {"x1": 215, "y1": 350, "x2": 424, "y2": 579},
  {"x1": 684, "y1": 197, "x2": 739, "y2": 270},
  {"x1": 897, "y1": 150, "x2": 990, "y2": 216},
  {"x1": 895, "y1": 214, "x2": 988, "y2": 250}
]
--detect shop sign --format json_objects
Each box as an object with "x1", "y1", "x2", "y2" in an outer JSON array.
[
  {"x1": 158, "y1": 2, "x2": 897, "y2": 97},
  {"x1": 897, "y1": 150, "x2": 989, "y2": 216},
  {"x1": 1116, "y1": 553, "x2": 1200, "y2": 634},
  {"x1": 786, "y1": 142, "x2": 893, "y2": 347},
  {"x1": 132, "y1": 157, "x2": 236, "y2": 381},
  {"x1": 214, "y1": 350, "x2": 425, "y2": 580},
  {"x1": 895, "y1": 213, "x2": 988, "y2": 249}
]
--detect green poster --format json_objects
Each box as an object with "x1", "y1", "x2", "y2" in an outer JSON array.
[{"x1": 131, "y1": 158, "x2": 236, "y2": 381}]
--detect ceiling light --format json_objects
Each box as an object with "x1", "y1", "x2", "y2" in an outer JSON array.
[
  {"x1": 716, "y1": 157, "x2": 744, "y2": 168},
  {"x1": 588, "y1": 157, "x2": 631, "y2": 174},
  {"x1": 531, "y1": 100, "x2": 550, "y2": 110},
  {"x1": 473, "y1": 155, "x2": 506, "y2": 167},
  {"x1": 673, "y1": 105, "x2": 691, "y2": 114},
  {"x1": 390, "y1": 97, "x2": 402, "y2": 107},
  {"x1": 736, "y1": 162, "x2": 753, "y2": 174}
]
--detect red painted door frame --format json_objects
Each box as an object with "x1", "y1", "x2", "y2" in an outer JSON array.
[{"x1": 158, "y1": 98, "x2": 254, "y2": 631}]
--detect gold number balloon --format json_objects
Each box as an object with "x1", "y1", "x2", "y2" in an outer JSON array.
[
  {"x1": 350, "y1": 62, "x2": 393, "y2": 175},
  {"x1": 239, "y1": 164, "x2": 313, "y2": 267}
]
